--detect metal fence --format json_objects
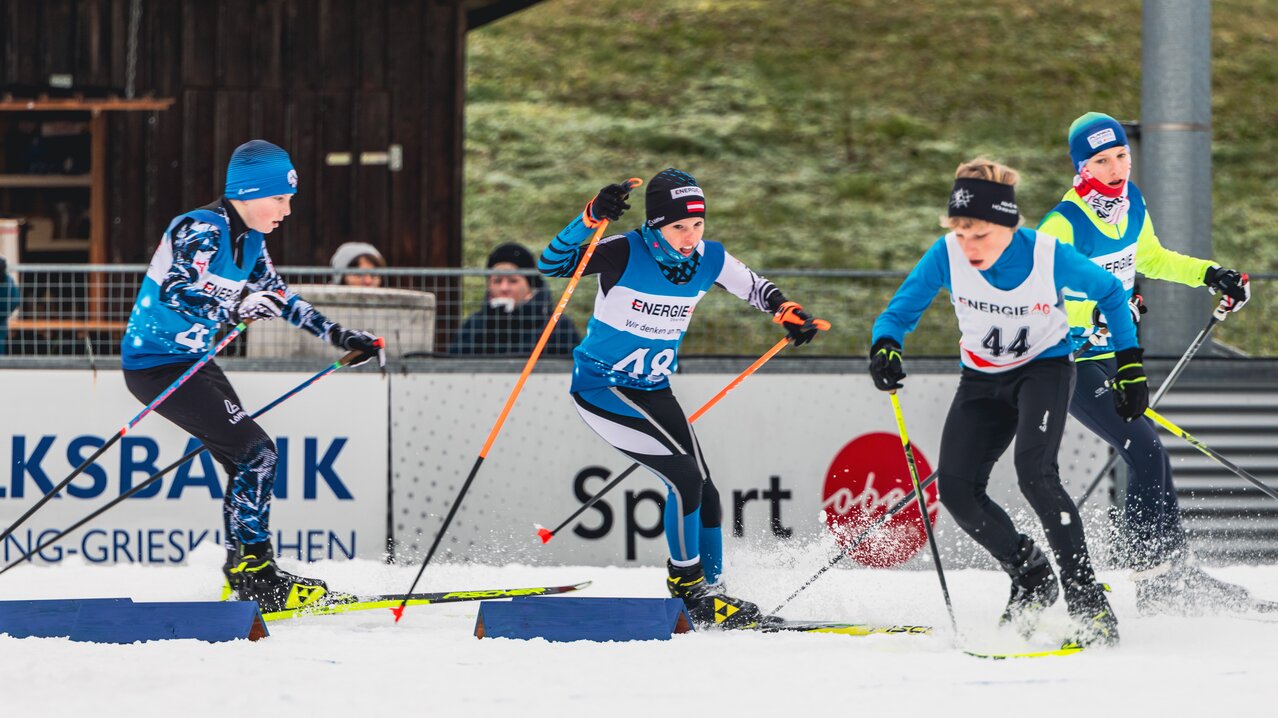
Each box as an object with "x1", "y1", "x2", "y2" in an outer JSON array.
[{"x1": 0, "y1": 264, "x2": 1273, "y2": 360}]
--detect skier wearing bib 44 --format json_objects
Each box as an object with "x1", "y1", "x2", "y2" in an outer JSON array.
[
  {"x1": 1038, "y1": 112, "x2": 1257, "y2": 615},
  {"x1": 121, "y1": 140, "x2": 383, "y2": 613},
  {"x1": 870, "y1": 159, "x2": 1145, "y2": 646},
  {"x1": 539, "y1": 169, "x2": 823, "y2": 628}
]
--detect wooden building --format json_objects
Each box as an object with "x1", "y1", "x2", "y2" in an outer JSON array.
[{"x1": 0, "y1": 0, "x2": 540, "y2": 268}]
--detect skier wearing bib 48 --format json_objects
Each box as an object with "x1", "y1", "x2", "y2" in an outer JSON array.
[
  {"x1": 1037, "y1": 112, "x2": 1257, "y2": 614},
  {"x1": 539, "y1": 169, "x2": 823, "y2": 628},
  {"x1": 870, "y1": 158, "x2": 1145, "y2": 646},
  {"x1": 121, "y1": 140, "x2": 383, "y2": 613}
]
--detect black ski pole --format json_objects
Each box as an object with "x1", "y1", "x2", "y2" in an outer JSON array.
[
  {"x1": 889, "y1": 391, "x2": 957, "y2": 634},
  {"x1": 1145, "y1": 406, "x2": 1278, "y2": 503},
  {"x1": 773, "y1": 471, "x2": 939, "y2": 614},
  {"x1": 1075, "y1": 309, "x2": 1223, "y2": 508},
  {"x1": 536, "y1": 464, "x2": 640, "y2": 543},
  {"x1": 0, "y1": 349, "x2": 366, "y2": 576},
  {"x1": 0, "y1": 321, "x2": 251, "y2": 546}
]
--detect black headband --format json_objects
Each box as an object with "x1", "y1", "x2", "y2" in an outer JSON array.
[{"x1": 947, "y1": 177, "x2": 1019, "y2": 227}]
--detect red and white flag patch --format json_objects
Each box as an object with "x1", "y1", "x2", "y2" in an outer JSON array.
[{"x1": 686, "y1": 201, "x2": 705, "y2": 213}]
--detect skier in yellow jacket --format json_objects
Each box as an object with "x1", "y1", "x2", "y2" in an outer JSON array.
[{"x1": 1038, "y1": 112, "x2": 1255, "y2": 615}]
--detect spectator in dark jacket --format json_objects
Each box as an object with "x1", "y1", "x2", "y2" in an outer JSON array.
[{"x1": 451, "y1": 242, "x2": 580, "y2": 356}]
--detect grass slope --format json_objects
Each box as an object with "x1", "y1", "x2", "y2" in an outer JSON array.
[{"x1": 465, "y1": 0, "x2": 1278, "y2": 354}]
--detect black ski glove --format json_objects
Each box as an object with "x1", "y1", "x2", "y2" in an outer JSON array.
[
  {"x1": 1204, "y1": 266, "x2": 1250, "y2": 314},
  {"x1": 772, "y1": 301, "x2": 820, "y2": 347},
  {"x1": 869, "y1": 337, "x2": 906, "y2": 392},
  {"x1": 585, "y1": 182, "x2": 633, "y2": 224},
  {"x1": 1112, "y1": 347, "x2": 1149, "y2": 421},
  {"x1": 330, "y1": 324, "x2": 385, "y2": 368},
  {"x1": 1092, "y1": 294, "x2": 1146, "y2": 329}
]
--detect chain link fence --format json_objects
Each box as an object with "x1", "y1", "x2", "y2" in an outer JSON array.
[{"x1": 0, "y1": 263, "x2": 1271, "y2": 361}]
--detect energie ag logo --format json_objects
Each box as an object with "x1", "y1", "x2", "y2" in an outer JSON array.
[{"x1": 820, "y1": 432, "x2": 937, "y2": 568}]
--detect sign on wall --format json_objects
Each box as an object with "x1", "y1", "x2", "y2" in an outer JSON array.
[
  {"x1": 391, "y1": 371, "x2": 1109, "y2": 570},
  {"x1": 0, "y1": 370, "x2": 389, "y2": 565}
]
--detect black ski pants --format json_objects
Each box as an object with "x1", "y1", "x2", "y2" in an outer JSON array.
[
  {"x1": 937, "y1": 356, "x2": 1097, "y2": 585},
  {"x1": 124, "y1": 361, "x2": 278, "y2": 550},
  {"x1": 1070, "y1": 357, "x2": 1185, "y2": 568}
]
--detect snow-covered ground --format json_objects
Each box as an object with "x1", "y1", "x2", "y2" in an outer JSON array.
[{"x1": 3, "y1": 545, "x2": 1278, "y2": 717}]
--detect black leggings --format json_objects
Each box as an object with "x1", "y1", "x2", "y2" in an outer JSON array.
[
  {"x1": 124, "y1": 361, "x2": 277, "y2": 549},
  {"x1": 937, "y1": 357, "x2": 1097, "y2": 585},
  {"x1": 1070, "y1": 357, "x2": 1184, "y2": 567},
  {"x1": 571, "y1": 385, "x2": 722, "y2": 570}
]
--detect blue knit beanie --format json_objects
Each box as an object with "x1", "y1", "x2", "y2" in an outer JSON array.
[
  {"x1": 1068, "y1": 112, "x2": 1128, "y2": 171},
  {"x1": 224, "y1": 140, "x2": 298, "y2": 200}
]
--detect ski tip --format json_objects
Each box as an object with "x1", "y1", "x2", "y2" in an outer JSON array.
[
  {"x1": 390, "y1": 605, "x2": 405, "y2": 623},
  {"x1": 535, "y1": 525, "x2": 553, "y2": 544}
]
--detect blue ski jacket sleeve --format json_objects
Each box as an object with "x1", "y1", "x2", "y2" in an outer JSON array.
[{"x1": 871, "y1": 230, "x2": 1137, "y2": 352}]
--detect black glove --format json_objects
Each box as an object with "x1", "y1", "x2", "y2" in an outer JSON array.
[
  {"x1": 869, "y1": 337, "x2": 906, "y2": 392},
  {"x1": 1112, "y1": 347, "x2": 1149, "y2": 421},
  {"x1": 1204, "y1": 266, "x2": 1250, "y2": 313},
  {"x1": 0, "y1": 256, "x2": 7, "y2": 276},
  {"x1": 330, "y1": 325, "x2": 386, "y2": 368},
  {"x1": 1092, "y1": 294, "x2": 1146, "y2": 329},
  {"x1": 772, "y1": 301, "x2": 820, "y2": 347},
  {"x1": 586, "y1": 182, "x2": 632, "y2": 223},
  {"x1": 233, "y1": 290, "x2": 287, "y2": 323}
]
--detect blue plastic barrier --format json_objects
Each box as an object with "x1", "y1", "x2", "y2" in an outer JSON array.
[
  {"x1": 475, "y1": 596, "x2": 693, "y2": 642},
  {"x1": 0, "y1": 598, "x2": 132, "y2": 639},
  {"x1": 0, "y1": 598, "x2": 268, "y2": 643}
]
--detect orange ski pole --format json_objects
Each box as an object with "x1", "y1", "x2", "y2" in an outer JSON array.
[{"x1": 392, "y1": 178, "x2": 643, "y2": 621}]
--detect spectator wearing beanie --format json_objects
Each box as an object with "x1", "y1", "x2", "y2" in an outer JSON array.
[
  {"x1": 450, "y1": 241, "x2": 580, "y2": 356},
  {"x1": 330, "y1": 242, "x2": 387, "y2": 287}
]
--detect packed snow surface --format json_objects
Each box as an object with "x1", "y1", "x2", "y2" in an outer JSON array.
[{"x1": 3, "y1": 546, "x2": 1278, "y2": 716}]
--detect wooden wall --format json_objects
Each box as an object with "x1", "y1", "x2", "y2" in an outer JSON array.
[{"x1": 0, "y1": 0, "x2": 469, "y2": 268}]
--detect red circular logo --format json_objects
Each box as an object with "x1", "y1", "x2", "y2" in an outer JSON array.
[{"x1": 821, "y1": 432, "x2": 938, "y2": 568}]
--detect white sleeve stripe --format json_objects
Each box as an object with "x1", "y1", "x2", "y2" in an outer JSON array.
[{"x1": 716, "y1": 249, "x2": 777, "y2": 312}]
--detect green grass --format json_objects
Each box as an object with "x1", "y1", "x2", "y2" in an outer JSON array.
[{"x1": 464, "y1": 0, "x2": 1278, "y2": 355}]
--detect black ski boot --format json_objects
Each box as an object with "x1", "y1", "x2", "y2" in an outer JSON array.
[
  {"x1": 666, "y1": 560, "x2": 764, "y2": 629},
  {"x1": 997, "y1": 536, "x2": 1059, "y2": 636},
  {"x1": 1062, "y1": 580, "x2": 1120, "y2": 647},
  {"x1": 222, "y1": 542, "x2": 348, "y2": 614},
  {"x1": 1134, "y1": 553, "x2": 1252, "y2": 616}
]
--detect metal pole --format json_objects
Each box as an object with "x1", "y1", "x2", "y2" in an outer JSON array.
[{"x1": 1140, "y1": 0, "x2": 1214, "y2": 358}]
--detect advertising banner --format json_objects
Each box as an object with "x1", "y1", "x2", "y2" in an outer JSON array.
[
  {"x1": 391, "y1": 370, "x2": 1109, "y2": 569},
  {"x1": 0, "y1": 370, "x2": 389, "y2": 565}
]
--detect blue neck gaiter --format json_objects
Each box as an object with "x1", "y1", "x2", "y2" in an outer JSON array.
[{"x1": 640, "y1": 224, "x2": 693, "y2": 267}]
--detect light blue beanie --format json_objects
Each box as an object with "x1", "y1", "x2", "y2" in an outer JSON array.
[
  {"x1": 224, "y1": 140, "x2": 298, "y2": 200},
  {"x1": 1068, "y1": 112, "x2": 1128, "y2": 171}
]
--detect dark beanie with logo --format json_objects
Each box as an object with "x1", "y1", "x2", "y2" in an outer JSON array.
[
  {"x1": 645, "y1": 168, "x2": 706, "y2": 229},
  {"x1": 487, "y1": 242, "x2": 543, "y2": 289}
]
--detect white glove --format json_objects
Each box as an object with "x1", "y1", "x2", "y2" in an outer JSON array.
[{"x1": 235, "y1": 290, "x2": 288, "y2": 322}]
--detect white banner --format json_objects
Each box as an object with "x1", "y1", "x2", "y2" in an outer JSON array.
[
  {"x1": 391, "y1": 370, "x2": 1109, "y2": 569},
  {"x1": 0, "y1": 370, "x2": 389, "y2": 565}
]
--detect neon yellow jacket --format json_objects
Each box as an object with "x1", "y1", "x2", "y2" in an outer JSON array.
[{"x1": 1037, "y1": 185, "x2": 1215, "y2": 359}]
